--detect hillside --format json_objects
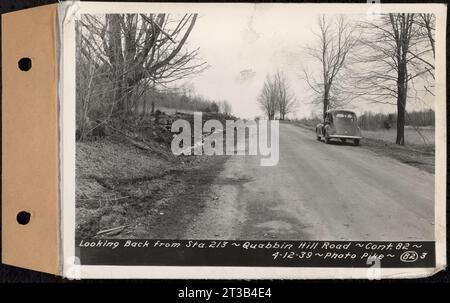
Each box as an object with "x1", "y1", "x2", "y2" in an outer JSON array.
[{"x1": 76, "y1": 111, "x2": 231, "y2": 238}]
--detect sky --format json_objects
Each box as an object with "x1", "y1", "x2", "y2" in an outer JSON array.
[
  {"x1": 181, "y1": 6, "x2": 314, "y2": 119},
  {"x1": 175, "y1": 6, "x2": 435, "y2": 119}
]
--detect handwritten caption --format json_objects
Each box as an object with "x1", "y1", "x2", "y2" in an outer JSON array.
[{"x1": 78, "y1": 239, "x2": 435, "y2": 267}]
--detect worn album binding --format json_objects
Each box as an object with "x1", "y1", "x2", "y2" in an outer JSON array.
[
  {"x1": 2, "y1": 4, "x2": 60, "y2": 275},
  {"x1": 1, "y1": 2, "x2": 447, "y2": 279}
]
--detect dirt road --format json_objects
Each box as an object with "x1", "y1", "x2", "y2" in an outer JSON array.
[{"x1": 184, "y1": 123, "x2": 434, "y2": 241}]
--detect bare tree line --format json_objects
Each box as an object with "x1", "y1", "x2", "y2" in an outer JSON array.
[
  {"x1": 358, "y1": 109, "x2": 435, "y2": 131},
  {"x1": 76, "y1": 12, "x2": 436, "y2": 146},
  {"x1": 138, "y1": 88, "x2": 232, "y2": 115},
  {"x1": 257, "y1": 71, "x2": 298, "y2": 120},
  {"x1": 76, "y1": 13, "x2": 207, "y2": 140},
  {"x1": 302, "y1": 13, "x2": 436, "y2": 145}
]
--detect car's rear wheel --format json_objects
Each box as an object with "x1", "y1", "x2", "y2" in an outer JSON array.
[
  {"x1": 353, "y1": 139, "x2": 360, "y2": 146},
  {"x1": 324, "y1": 131, "x2": 331, "y2": 144}
]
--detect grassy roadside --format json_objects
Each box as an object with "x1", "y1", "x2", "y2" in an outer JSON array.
[{"x1": 290, "y1": 121, "x2": 435, "y2": 174}]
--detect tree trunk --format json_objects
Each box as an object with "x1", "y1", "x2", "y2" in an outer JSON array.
[
  {"x1": 396, "y1": 100, "x2": 405, "y2": 145},
  {"x1": 323, "y1": 87, "x2": 329, "y2": 119},
  {"x1": 107, "y1": 14, "x2": 126, "y2": 115},
  {"x1": 142, "y1": 93, "x2": 147, "y2": 116},
  {"x1": 396, "y1": 63, "x2": 407, "y2": 145},
  {"x1": 114, "y1": 82, "x2": 126, "y2": 115}
]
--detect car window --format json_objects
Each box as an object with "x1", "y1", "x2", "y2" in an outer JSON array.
[{"x1": 334, "y1": 112, "x2": 355, "y2": 122}]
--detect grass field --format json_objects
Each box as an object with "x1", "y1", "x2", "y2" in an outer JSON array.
[{"x1": 362, "y1": 127, "x2": 435, "y2": 146}]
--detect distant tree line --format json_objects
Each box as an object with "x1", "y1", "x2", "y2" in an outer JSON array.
[
  {"x1": 358, "y1": 109, "x2": 435, "y2": 131},
  {"x1": 295, "y1": 109, "x2": 434, "y2": 131},
  {"x1": 136, "y1": 89, "x2": 232, "y2": 115}
]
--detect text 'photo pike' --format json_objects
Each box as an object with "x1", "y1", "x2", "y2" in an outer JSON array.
[{"x1": 57, "y1": 1, "x2": 447, "y2": 279}]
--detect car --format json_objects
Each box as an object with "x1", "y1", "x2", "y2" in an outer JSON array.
[{"x1": 316, "y1": 110, "x2": 362, "y2": 146}]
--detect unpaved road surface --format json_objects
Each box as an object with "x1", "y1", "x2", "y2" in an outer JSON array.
[{"x1": 184, "y1": 123, "x2": 434, "y2": 241}]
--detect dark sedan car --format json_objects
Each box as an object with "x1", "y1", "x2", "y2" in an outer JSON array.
[{"x1": 316, "y1": 110, "x2": 362, "y2": 146}]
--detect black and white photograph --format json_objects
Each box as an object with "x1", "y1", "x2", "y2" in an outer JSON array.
[{"x1": 58, "y1": 2, "x2": 447, "y2": 279}]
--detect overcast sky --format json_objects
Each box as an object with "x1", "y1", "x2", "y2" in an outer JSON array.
[{"x1": 177, "y1": 7, "x2": 434, "y2": 119}]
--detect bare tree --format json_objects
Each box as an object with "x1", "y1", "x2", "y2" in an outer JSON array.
[
  {"x1": 77, "y1": 13, "x2": 207, "y2": 116},
  {"x1": 257, "y1": 74, "x2": 278, "y2": 120},
  {"x1": 257, "y1": 72, "x2": 297, "y2": 120},
  {"x1": 274, "y1": 72, "x2": 298, "y2": 120},
  {"x1": 353, "y1": 13, "x2": 434, "y2": 145},
  {"x1": 219, "y1": 100, "x2": 232, "y2": 115},
  {"x1": 302, "y1": 15, "x2": 359, "y2": 119},
  {"x1": 414, "y1": 14, "x2": 436, "y2": 96},
  {"x1": 76, "y1": 21, "x2": 115, "y2": 140},
  {"x1": 417, "y1": 14, "x2": 435, "y2": 58}
]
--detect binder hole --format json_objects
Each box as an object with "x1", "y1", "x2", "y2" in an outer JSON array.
[
  {"x1": 17, "y1": 211, "x2": 31, "y2": 225},
  {"x1": 18, "y1": 58, "x2": 32, "y2": 71}
]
